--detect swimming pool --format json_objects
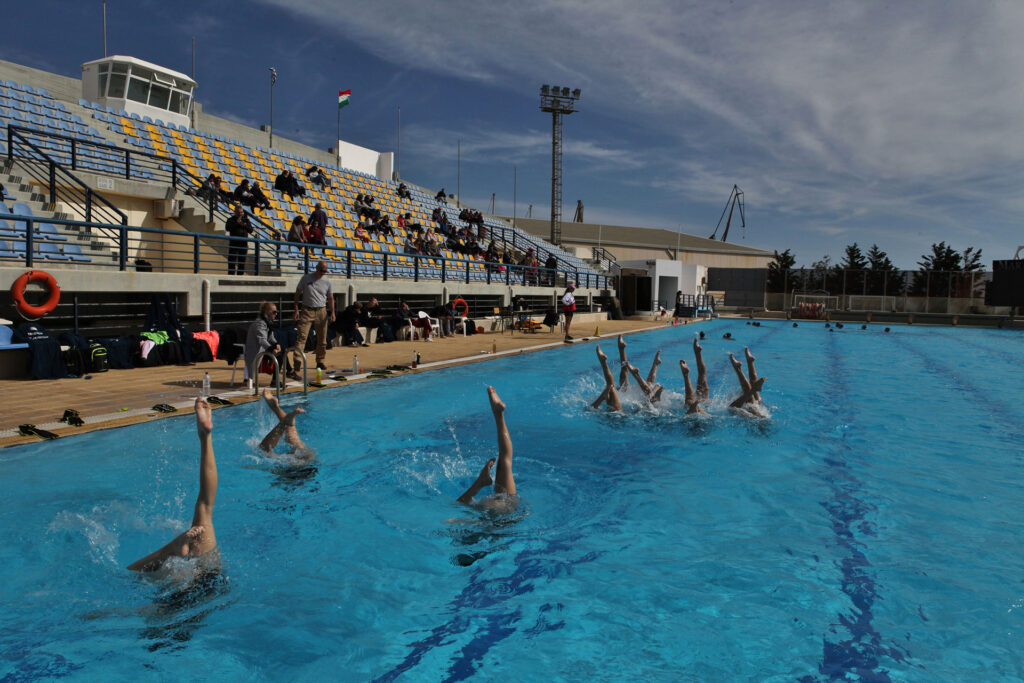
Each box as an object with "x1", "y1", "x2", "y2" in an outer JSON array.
[{"x1": 2, "y1": 321, "x2": 1022, "y2": 680}]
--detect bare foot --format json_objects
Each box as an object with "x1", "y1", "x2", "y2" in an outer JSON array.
[
  {"x1": 475, "y1": 458, "x2": 495, "y2": 487},
  {"x1": 693, "y1": 337, "x2": 702, "y2": 354},
  {"x1": 595, "y1": 345, "x2": 608, "y2": 362},
  {"x1": 195, "y1": 398, "x2": 213, "y2": 436},
  {"x1": 652, "y1": 350, "x2": 662, "y2": 366},
  {"x1": 617, "y1": 335, "x2": 626, "y2": 354},
  {"x1": 262, "y1": 387, "x2": 279, "y2": 410},
  {"x1": 729, "y1": 353, "x2": 742, "y2": 370},
  {"x1": 745, "y1": 347, "x2": 756, "y2": 362},
  {"x1": 679, "y1": 359, "x2": 690, "y2": 375},
  {"x1": 282, "y1": 407, "x2": 306, "y2": 426},
  {"x1": 179, "y1": 525, "x2": 204, "y2": 556},
  {"x1": 487, "y1": 386, "x2": 505, "y2": 416}
]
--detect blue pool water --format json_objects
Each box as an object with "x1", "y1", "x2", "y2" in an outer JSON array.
[{"x1": 2, "y1": 321, "x2": 1023, "y2": 680}]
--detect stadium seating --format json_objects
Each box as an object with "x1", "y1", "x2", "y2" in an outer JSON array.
[{"x1": 1, "y1": 78, "x2": 600, "y2": 281}]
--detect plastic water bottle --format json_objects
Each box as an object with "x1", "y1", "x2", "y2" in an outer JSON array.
[
  {"x1": 202, "y1": 372, "x2": 210, "y2": 397},
  {"x1": 316, "y1": 367, "x2": 323, "y2": 383},
  {"x1": 491, "y1": 340, "x2": 497, "y2": 354},
  {"x1": 416, "y1": 351, "x2": 421, "y2": 367},
  {"x1": 352, "y1": 355, "x2": 359, "y2": 374},
  {"x1": 412, "y1": 350, "x2": 418, "y2": 368}
]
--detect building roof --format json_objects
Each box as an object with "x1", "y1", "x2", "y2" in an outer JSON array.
[{"x1": 501, "y1": 217, "x2": 774, "y2": 257}]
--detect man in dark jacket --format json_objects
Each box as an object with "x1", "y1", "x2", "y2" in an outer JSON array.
[
  {"x1": 308, "y1": 203, "x2": 328, "y2": 245},
  {"x1": 225, "y1": 205, "x2": 254, "y2": 275},
  {"x1": 339, "y1": 301, "x2": 368, "y2": 347}
]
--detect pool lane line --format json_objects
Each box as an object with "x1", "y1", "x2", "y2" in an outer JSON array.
[
  {"x1": 888, "y1": 333, "x2": 1024, "y2": 441},
  {"x1": 809, "y1": 332, "x2": 913, "y2": 681}
]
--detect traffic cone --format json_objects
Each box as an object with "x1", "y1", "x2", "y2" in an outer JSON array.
[{"x1": 594, "y1": 326, "x2": 601, "y2": 337}]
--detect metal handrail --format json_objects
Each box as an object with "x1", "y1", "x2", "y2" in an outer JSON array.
[
  {"x1": 6, "y1": 126, "x2": 127, "y2": 232},
  {"x1": 252, "y1": 351, "x2": 281, "y2": 397},
  {"x1": 285, "y1": 345, "x2": 308, "y2": 396}
]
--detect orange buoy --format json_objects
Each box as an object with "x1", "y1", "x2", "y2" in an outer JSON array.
[{"x1": 11, "y1": 270, "x2": 60, "y2": 319}]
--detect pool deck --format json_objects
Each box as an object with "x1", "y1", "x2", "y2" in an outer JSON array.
[{"x1": 0, "y1": 319, "x2": 691, "y2": 448}]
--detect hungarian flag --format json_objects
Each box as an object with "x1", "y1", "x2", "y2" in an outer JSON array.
[{"x1": 338, "y1": 89, "x2": 351, "y2": 109}]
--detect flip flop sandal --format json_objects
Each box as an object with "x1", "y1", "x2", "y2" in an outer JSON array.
[
  {"x1": 18, "y1": 424, "x2": 60, "y2": 440},
  {"x1": 206, "y1": 396, "x2": 233, "y2": 405},
  {"x1": 59, "y1": 409, "x2": 81, "y2": 423},
  {"x1": 151, "y1": 403, "x2": 178, "y2": 413}
]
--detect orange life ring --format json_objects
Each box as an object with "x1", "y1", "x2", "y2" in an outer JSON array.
[
  {"x1": 452, "y1": 297, "x2": 469, "y2": 318},
  {"x1": 11, "y1": 270, "x2": 60, "y2": 319}
]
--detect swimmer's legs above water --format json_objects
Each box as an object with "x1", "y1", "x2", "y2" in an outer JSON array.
[
  {"x1": 128, "y1": 398, "x2": 218, "y2": 572},
  {"x1": 679, "y1": 360, "x2": 706, "y2": 415},
  {"x1": 594, "y1": 345, "x2": 623, "y2": 412},
  {"x1": 744, "y1": 347, "x2": 761, "y2": 403},
  {"x1": 259, "y1": 388, "x2": 309, "y2": 457},
  {"x1": 693, "y1": 337, "x2": 709, "y2": 400},
  {"x1": 728, "y1": 353, "x2": 766, "y2": 409},
  {"x1": 626, "y1": 362, "x2": 664, "y2": 403},
  {"x1": 647, "y1": 349, "x2": 662, "y2": 385},
  {"x1": 457, "y1": 386, "x2": 517, "y2": 503},
  {"x1": 617, "y1": 335, "x2": 629, "y2": 389}
]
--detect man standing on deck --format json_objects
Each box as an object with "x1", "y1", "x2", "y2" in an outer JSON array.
[
  {"x1": 293, "y1": 261, "x2": 335, "y2": 375},
  {"x1": 225, "y1": 204, "x2": 254, "y2": 275}
]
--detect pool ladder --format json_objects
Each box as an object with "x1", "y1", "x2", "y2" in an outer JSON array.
[{"x1": 253, "y1": 346, "x2": 308, "y2": 397}]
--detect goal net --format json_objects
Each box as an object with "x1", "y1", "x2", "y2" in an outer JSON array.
[
  {"x1": 793, "y1": 293, "x2": 838, "y2": 309},
  {"x1": 847, "y1": 295, "x2": 897, "y2": 312}
]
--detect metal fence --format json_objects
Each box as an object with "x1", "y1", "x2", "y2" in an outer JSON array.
[
  {"x1": 765, "y1": 268, "x2": 996, "y2": 314},
  {"x1": 0, "y1": 214, "x2": 615, "y2": 290}
]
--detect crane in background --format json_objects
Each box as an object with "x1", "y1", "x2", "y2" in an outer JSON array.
[{"x1": 709, "y1": 184, "x2": 745, "y2": 242}]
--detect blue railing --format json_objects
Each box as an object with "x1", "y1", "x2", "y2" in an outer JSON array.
[{"x1": 0, "y1": 214, "x2": 616, "y2": 290}]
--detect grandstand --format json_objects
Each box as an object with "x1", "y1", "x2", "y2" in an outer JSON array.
[{"x1": 0, "y1": 56, "x2": 612, "y2": 339}]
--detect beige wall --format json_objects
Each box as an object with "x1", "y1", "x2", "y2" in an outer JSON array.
[{"x1": 562, "y1": 240, "x2": 772, "y2": 269}]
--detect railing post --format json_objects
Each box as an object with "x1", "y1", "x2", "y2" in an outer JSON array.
[
  {"x1": 172, "y1": 161, "x2": 178, "y2": 189},
  {"x1": 71, "y1": 140, "x2": 77, "y2": 170},
  {"x1": 303, "y1": 245, "x2": 310, "y2": 273},
  {"x1": 194, "y1": 234, "x2": 200, "y2": 273},
  {"x1": 85, "y1": 192, "x2": 93, "y2": 223},
  {"x1": 465, "y1": 259, "x2": 470, "y2": 284},
  {"x1": 383, "y1": 253, "x2": 388, "y2": 280},
  {"x1": 48, "y1": 162, "x2": 56, "y2": 204},
  {"x1": 125, "y1": 150, "x2": 131, "y2": 180},
  {"x1": 441, "y1": 257, "x2": 446, "y2": 283},
  {"x1": 346, "y1": 249, "x2": 352, "y2": 278},
  {"x1": 25, "y1": 218, "x2": 34, "y2": 267},
  {"x1": 254, "y1": 237, "x2": 261, "y2": 276},
  {"x1": 119, "y1": 226, "x2": 127, "y2": 271},
  {"x1": 414, "y1": 255, "x2": 419, "y2": 282},
  {"x1": 505, "y1": 263, "x2": 511, "y2": 285}
]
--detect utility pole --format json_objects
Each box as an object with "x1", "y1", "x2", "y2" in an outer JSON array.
[{"x1": 269, "y1": 67, "x2": 277, "y2": 148}]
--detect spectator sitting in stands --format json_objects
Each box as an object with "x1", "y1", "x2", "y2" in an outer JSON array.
[
  {"x1": 308, "y1": 203, "x2": 328, "y2": 244},
  {"x1": 353, "y1": 194, "x2": 369, "y2": 218},
  {"x1": 396, "y1": 213, "x2": 407, "y2": 229},
  {"x1": 503, "y1": 250, "x2": 515, "y2": 266},
  {"x1": 233, "y1": 179, "x2": 256, "y2": 210},
  {"x1": 404, "y1": 234, "x2": 419, "y2": 254},
  {"x1": 432, "y1": 206, "x2": 443, "y2": 222},
  {"x1": 405, "y1": 212, "x2": 421, "y2": 232},
  {"x1": 414, "y1": 237, "x2": 428, "y2": 255},
  {"x1": 446, "y1": 234, "x2": 462, "y2": 254},
  {"x1": 275, "y1": 170, "x2": 305, "y2": 200},
  {"x1": 425, "y1": 238, "x2": 441, "y2": 257},
  {"x1": 396, "y1": 182, "x2": 411, "y2": 199},
  {"x1": 377, "y1": 214, "x2": 395, "y2": 237},
  {"x1": 251, "y1": 181, "x2": 272, "y2": 213},
  {"x1": 305, "y1": 165, "x2": 332, "y2": 189},
  {"x1": 354, "y1": 222, "x2": 370, "y2": 243},
  {"x1": 287, "y1": 215, "x2": 308, "y2": 243},
  {"x1": 364, "y1": 195, "x2": 381, "y2": 221},
  {"x1": 189, "y1": 173, "x2": 218, "y2": 202},
  {"x1": 465, "y1": 237, "x2": 481, "y2": 256},
  {"x1": 435, "y1": 187, "x2": 448, "y2": 204}
]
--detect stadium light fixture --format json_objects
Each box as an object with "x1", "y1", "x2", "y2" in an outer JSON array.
[{"x1": 539, "y1": 83, "x2": 581, "y2": 246}]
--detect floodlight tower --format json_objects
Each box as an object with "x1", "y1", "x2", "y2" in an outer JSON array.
[{"x1": 539, "y1": 85, "x2": 581, "y2": 246}]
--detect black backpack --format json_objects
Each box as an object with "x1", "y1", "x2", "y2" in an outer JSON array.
[
  {"x1": 63, "y1": 348, "x2": 88, "y2": 377},
  {"x1": 88, "y1": 343, "x2": 109, "y2": 372}
]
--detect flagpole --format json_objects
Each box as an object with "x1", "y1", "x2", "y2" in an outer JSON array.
[
  {"x1": 269, "y1": 67, "x2": 276, "y2": 149},
  {"x1": 396, "y1": 105, "x2": 401, "y2": 180}
]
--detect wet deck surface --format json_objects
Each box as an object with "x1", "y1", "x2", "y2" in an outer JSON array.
[{"x1": 1, "y1": 319, "x2": 692, "y2": 448}]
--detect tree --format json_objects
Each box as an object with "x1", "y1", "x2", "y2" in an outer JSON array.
[
  {"x1": 865, "y1": 244, "x2": 904, "y2": 296},
  {"x1": 911, "y1": 242, "x2": 983, "y2": 297},
  {"x1": 766, "y1": 249, "x2": 796, "y2": 293},
  {"x1": 836, "y1": 243, "x2": 868, "y2": 296}
]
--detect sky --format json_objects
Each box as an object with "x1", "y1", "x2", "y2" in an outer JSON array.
[{"x1": 4, "y1": 0, "x2": 1024, "y2": 269}]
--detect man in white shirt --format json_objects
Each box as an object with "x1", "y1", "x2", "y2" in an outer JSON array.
[{"x1": 293, "y1": 261, "x2": 336, "y2": 374}]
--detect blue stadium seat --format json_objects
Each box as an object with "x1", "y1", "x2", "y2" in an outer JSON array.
[
  {"x1": 12, "y1": 203, "x2": 33, "y2": 217},
  {"x1": 38, "y1": 241, "x2": 70, "y2": 261},
  {"x1": 62, "y1": 243, "x2": 91, "y2": 262},
  {"x1": 0, "y1": 240, "x2": 16, "y2": 260},
  {"x1": 37, "y1": 223, "x2": 67, "y2": 242}
]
